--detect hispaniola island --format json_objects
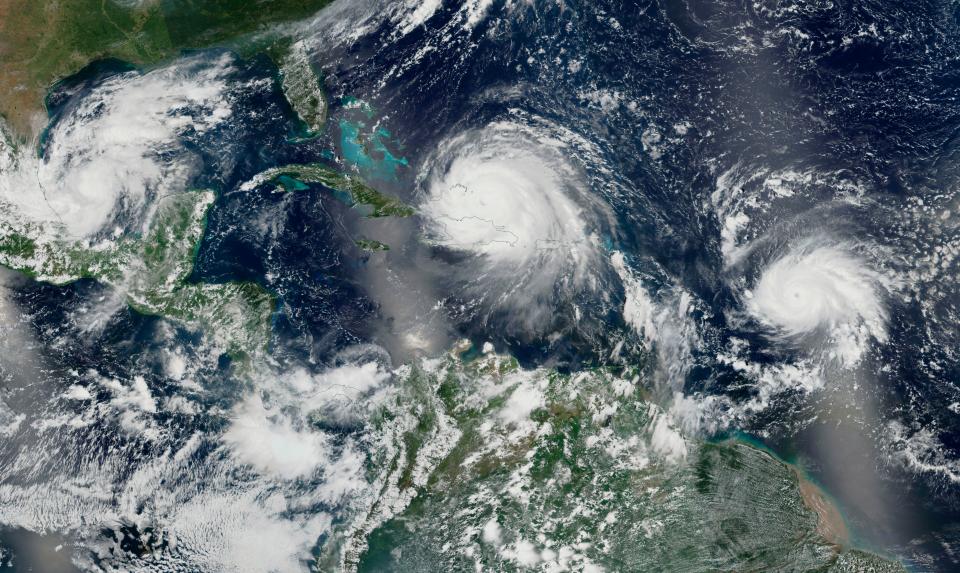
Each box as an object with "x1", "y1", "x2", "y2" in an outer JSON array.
[{"x1": 0, "y1": 1, "x2": 957, "y2": 571}]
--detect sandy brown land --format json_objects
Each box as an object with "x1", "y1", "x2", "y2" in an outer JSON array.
[{"x1": 797, "y1": 468, "x2": 851, "y2": 548}]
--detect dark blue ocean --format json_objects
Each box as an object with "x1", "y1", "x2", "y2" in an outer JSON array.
[{"x1": 3, "y1": 0, "x2": 960, "y2": 570}]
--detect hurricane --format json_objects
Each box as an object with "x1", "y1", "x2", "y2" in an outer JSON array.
[
  {"x1": 0, "y1": 54, "x2": 242, "y2": 242},
  {"x1": 746, "y1": 241, "x2": 891, "y2": 365},
  {"x1": 419, "y1": 118, "x2": 609, "y2": 334},
  {"x1": 2, "y1": 0, "x2": 960, "y2": 571}
]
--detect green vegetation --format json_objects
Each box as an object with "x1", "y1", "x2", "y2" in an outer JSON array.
[
  {"x1": 278, "y1": 42, "x2": 327, "y2": 135},
  {"x1": 125, "y1": 191, "x2": 275, "y2": 359},
  {"x1": 0, "y1": 233, "x2": 36, "y2": 260},
  {"x1": 338, "y1": 347, "x2": 905, "y2": 573},
  {"x1": 0, "y1": 216, "x2": 137, "y2": 284},
  {"x1": 0, "y1": 0, "x2": 343, "y2": 357},
  {"x1": 249, "y1": 163, "x2": 416, "y2": 217},
  {"x1": 0, "y1": 0, "x2": 333, "y2": 139},
  {"x1": 0, "y1": 191, "x2": 274, "y2": 359},
  {"x1": 0, "y1": 0, "x2": 346, "y2": 359},
  {"x1": 355, "y1": 239, "x2": 390, "y2": 252}
]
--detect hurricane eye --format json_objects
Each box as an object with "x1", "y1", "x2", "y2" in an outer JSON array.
[{"x1": 746, "y1": 244, "x2": 888, "y2": 363}]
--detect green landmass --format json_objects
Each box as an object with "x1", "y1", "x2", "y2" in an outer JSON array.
[
  {"x1": 0, "y1": 0, "x2": 333, "y2": 140},
  {"x1": 0, "y1": 0, "x2": 378, "y2": 362},
  {"x1": 278, "y1": 41, "x2": 327, "y2": 135},
  {"x1": 355, "y1": 238, "x2": 390, "y2": 252},
  {"x1": 127, "y1": 191, "x2": 274, "y2": 359},
  {"x1": 320, "y1": 347, "x2": 905, "y2": 573},
  {"x1": 246, "y1": 163, "x2": 416, "y2": 217},
  {"x1": 0, "y1": 190, "x2": 273, "y2": 360}
]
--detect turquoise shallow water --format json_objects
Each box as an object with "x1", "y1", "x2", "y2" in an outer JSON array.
[{"x1": 1, "y1": 0, "x2": 960, "y2": 570}]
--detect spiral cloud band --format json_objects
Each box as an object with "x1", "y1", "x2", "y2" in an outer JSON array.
[
  {"x1": 421, "y1": 121, "x2": 594, "y2": 269},
  {"x1": 419, "y1": 119, "x2": 605, "y2": 333},
  {"x1": 746, "y1": 243, "x2": 889, "y2": 365}
]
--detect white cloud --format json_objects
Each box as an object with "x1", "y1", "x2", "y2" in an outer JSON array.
[
  {"x1": 482, "y1": 517, "x2": 502, "y2": 546},
  {"x1": 222, "y1": 393, "x2": 329, "y2": 479},
  {"x1": 748, "y1": 241, "x2": 890, "y2": 366},
  {"x1": 164, "y1": 489, "x2": 331, "y2": 573},
  {"x1": 498, "y1": 378, "x2": 545, "y2": 427},
  {"x1": 0, "y1": 54, "x2": 238, "y2": 239},
  {"x1": 419, "y1": 118, "x2": 613, "y2": 334}
]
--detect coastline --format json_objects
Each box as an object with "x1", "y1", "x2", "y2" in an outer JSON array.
[{"x1": 796, "y1": 467, "x2": 851, "y2": 548}]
